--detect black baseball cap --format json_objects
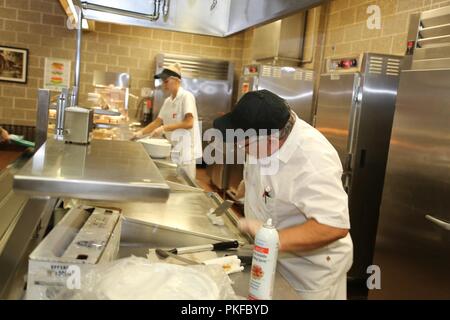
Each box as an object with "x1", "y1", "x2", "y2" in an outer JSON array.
[
  {"x1": 154, "y1": 68, "x2": 181, "y2": 81},
  {"x1": 213, "y1": 90, "x2": 291, "y2": 141}
]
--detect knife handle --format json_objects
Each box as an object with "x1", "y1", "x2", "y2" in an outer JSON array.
[
  {"x1": 212, "y1": 240, "x2": 239, "y2": 251},
  {"x1": 176, "y1": 244, "x2": 214, "y2": 255},
  {"x1": 174, "y1": 241, "x2": 240, "y2": 255}
]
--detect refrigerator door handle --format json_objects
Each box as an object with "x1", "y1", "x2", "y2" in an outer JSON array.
[
  {"x1": 343, "y1": 153, "x2": 352, "y2": 173},
  {"x1": 342, "y1": 153, "x2": 352, "y2": 192},
  {"x1": 425, "y1": 215, "x2": 450, "y2": 231}
]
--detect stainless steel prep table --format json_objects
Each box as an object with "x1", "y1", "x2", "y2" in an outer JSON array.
[
  {"x1": 79, "y1": 192, "x2": 245, "y2": 242},
  {"x1": 13, "y1": 139, "x2": 170, "y2": 203}
]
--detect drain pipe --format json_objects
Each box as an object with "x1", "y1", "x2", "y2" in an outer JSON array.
[{"x1": 73, "y1": 5, "x2": 82, "y2": 106}]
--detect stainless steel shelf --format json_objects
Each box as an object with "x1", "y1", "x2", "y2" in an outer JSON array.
[{"x1": 13, "y1": 139, "x2": 170, "y2": 202}]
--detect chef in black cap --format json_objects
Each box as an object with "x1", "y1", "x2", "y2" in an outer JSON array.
[
  {"x1": 134, "y1": 63, "x2": 202, "y2": 179},
  {"x1": 213, "y1": 90, "x2": 353, "y2": 300}
]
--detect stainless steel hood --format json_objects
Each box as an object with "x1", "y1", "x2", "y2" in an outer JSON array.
[
  {"x1": 75, "y1": 0, "x2": 323, "y2": 37},
  {"x1": 252, "y1": 11, "x2": 307, "y2": 64}
]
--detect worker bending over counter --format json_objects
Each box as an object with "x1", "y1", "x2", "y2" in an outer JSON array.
[{"x1": 213, "y1": 90, "x2": 353, "y2": 300}]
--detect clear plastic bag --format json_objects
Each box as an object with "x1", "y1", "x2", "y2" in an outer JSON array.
[{"x1": 55, "y1": 256, "x2": 239, "y2": 300}]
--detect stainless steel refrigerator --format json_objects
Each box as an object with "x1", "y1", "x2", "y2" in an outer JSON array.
[
  {"x1": 315, "y1": 53, "x2": 403, "y2": 293},
  {"x1": 153, "y1": 53, "x2": 234, "y2": 145},
  {"x1": 370, "y1": 7, "x2": 450, "y2": 299},
  {"x1": 238, "y1": 64, "x2": 315, "y2": 124}
]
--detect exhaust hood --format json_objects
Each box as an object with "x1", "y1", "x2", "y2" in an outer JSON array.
[
  {"x1": 69, "y1": 0, "x2": 323, "y2": 37},
  {"x1": 251, "y1": 11, "x2": 307, "y2": 64}
]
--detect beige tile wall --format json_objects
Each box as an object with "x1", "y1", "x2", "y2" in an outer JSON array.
[
  {"x1": 3, "y1": 0, "x2": 450, "y2": 126},
  {"x1": 324, "y1": 0, "x2": 450, "y2": 61},
  {"x1": 0, "y1": 0, "x2": 245, "y2": 126}
]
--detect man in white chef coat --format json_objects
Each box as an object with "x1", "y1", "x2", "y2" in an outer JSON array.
[
  {"x1": 134, "y1": 63, "x2": 202, "y2": 179},
  {"x1": 213, "y1": 90, "x2": 353, "y2": 300}
]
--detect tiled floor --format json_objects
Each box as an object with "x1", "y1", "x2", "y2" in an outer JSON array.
[{"x1": 0, "y1": 145, "x2": 25, "y2": 171}]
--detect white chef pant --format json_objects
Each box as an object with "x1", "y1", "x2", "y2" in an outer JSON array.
[{"x1": 297, "y1": 275, "x2": 347, "y2": 300}]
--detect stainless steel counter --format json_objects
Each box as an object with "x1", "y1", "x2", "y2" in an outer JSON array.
[
  {"x1": 13, "y1": 139, "x2": 170, "y2": 202},
  {"x1": 80, "y1": 191, "x2": 246, "y2": 243},
  {"x1": 3, "y1": 131, "x2": 300, "y2": 300},
  {"x1": 0, "y1": 151, "x2": 57, "y2": 299},
  {"x1": 154, "y1": 158, "x2": 204, "y2": 192}
]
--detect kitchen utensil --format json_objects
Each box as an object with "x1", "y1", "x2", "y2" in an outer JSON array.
[
  {"x1": 139, "y1": 137, "x2": 172, "y2": 158},
  {"x1": 155, "y1": 249, "x2": 202, "y2": 265},
  {"x1": 207, "y1": 200, "x2": 234, "y2": 225},
  {"x1": 210, "y1": 200, "x2": 234, "y2": 217},
  {"x1": 168, "y1": 240, "x2": 239, "y2": 255}
]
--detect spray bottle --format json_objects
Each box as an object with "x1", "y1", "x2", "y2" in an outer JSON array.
[{"x1": 248, "y1": 218, "x2": 279, "y2": 300}]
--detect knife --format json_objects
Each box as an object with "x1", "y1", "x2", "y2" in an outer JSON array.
[
  {"x1": 167, "y1": 240, "x2": 240, "y2": 255},
  {"x1": 155, "y1": 249, "x2": 202, "y2": 265},
  {"x1": 210, "y1": 200, "x2": 234, "y2": 217},
  {"x1": 156, "y1": 249, "x2": 251, "y2": 268}
]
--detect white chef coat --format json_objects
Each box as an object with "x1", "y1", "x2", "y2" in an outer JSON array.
[
  {"x1": 158, "y1": 87, "x2": 202, "y2": 178},
  {"x1": 244, "y1": 113, "x2": 353, "y2": 299}
]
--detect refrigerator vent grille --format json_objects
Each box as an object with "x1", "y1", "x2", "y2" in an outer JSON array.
[
  {"x1": 294, "y1": 71, "x2": 303, "y2": 80},
  {"x1": 386, "y1": 58, "x2": 401, "y2": 76},
  {"x1": 368, "y1": 56, "x2": 401, "y2": 76},
  {"x1": 272, "y1": 67, "x2": 282, "y2": 78},
  {"x1": 369, "y1": 56, "x2": 383, "y2": 74},
  {"x1": 162, "y1": 56, "x2": 230, "y2": 80},
  {"x1": 304, "y1": 71, "x2": 313, "y2": 81},
  {"x1": 262, "y1": 66, "x2": 272, "y2": 77}
]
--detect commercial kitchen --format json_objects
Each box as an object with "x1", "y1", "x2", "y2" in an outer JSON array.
[{"x1": 0, "y1": 0, "x2": 449, "y2": 300}]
